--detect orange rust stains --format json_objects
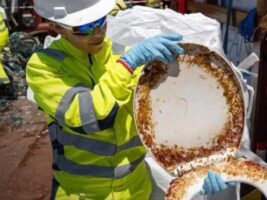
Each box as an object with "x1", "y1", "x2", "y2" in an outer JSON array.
[
  {"x1": 166, "y1": 156, "x2": 267, "y2": 200},
  {"x1": 135, "y1": 44, "x2": 245, "y2": 171}
]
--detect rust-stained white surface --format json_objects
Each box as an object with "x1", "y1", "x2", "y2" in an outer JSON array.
[
  {"x1": 134, "y1": 43, "x2": 267, "y2": 200},
  {"x1": 150, "y1": 62, "x2": 228, "y2": 148},
  {"x1": 134, "y1": 43, "x2": 245, "y2": 172}
]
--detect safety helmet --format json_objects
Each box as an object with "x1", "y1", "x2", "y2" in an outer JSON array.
[{"x1": 34, "y1": 0, "x2": 115, "y2": 27}]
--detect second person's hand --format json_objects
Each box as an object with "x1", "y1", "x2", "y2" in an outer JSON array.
[
  {"x1": 119, "y1": 33, "x2": 184, "y2": 71},
  {"x1": 200, "y1": 170, "x2": 236, "y2": 195}
]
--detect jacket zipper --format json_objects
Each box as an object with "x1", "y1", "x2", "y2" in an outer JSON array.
[
  {"x1": 88, "y1": 54, "x2": 95, "y2": 86},
  {"x1": 88, "y1": 54, "x2": 93, "y2": 65}
]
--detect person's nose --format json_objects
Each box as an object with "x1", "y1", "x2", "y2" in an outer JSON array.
[{"x1": 92, "y1": 25, "x2": 103, "y2": 36}]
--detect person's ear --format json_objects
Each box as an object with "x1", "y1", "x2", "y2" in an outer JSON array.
[{"x1": 49, "y1": 22, "x2": 65, "y2": 35}]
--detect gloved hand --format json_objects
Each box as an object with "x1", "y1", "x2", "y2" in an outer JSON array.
[
  {"x1": 120, "y1": 33, "x2": 184, "y2": 71},
  {"x1": 200, "y1": 171, "x2": 236, "y2": 195}
]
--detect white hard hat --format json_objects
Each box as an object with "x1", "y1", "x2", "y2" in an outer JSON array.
[{"x1": 34, "y1": 0, "x2": 115, "y2": 27}]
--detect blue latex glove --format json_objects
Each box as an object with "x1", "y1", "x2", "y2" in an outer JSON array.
[
  {"x1": 200, "y1": 171, "x2": 236, "y2": 195},
  {"x1": 120, "y1": 33, "x2": 184, "y2": 70}
]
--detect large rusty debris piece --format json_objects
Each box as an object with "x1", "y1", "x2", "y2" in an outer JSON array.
[
  {"x1": 135, "y1": 43, "x2": 245, "y2": 171},
  {"x1": 133, "y1": 43, "x2": 267, "y2": 200},
  {"x1": 0, "y1": 99, "x2": 52, "y2": 200}
]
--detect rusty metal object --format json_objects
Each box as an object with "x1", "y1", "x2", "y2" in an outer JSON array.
[
  {"x1": 134, "y1": 43, "x2": 267, "y2": 200},
  {"x1": 134, "y1": 43, "x2": 245, "y2": 171}
]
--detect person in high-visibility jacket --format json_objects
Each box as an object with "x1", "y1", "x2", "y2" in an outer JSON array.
[
  {"x1": 27, "y1": 0, "x2": 234, "y2": 199},
  {"x1": 0, "y1": 7, "x2": 9, "y2": 85}
]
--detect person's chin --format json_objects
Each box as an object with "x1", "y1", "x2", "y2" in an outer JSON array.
[{"x1": 87, "y1": 43, "x2": 104, "y2": 54}]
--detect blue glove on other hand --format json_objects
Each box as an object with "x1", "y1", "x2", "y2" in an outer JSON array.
[
  {"x1": 120, "y1": 34, "x2": 184, "y2": 71},
  {"x1": 200, "y1": 171, "x2": 236, "y2": 195}
]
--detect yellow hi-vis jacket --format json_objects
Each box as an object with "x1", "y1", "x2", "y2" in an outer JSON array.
[
  {"x1": 0, "y1": 11, "x2": 9, "y2": 85},
  {"x1": 0, "y1": 62, "x2": 9, "y2": 84},
  {"x1": 26, "y1": 37, "x2": 152, "y2": 199}
]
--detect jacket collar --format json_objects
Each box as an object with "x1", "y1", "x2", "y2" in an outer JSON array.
[
  {"x1": 60, "y1": 36, "x2": 88, "y2": 62},
  {"x1": 58, "y1": 36, "x2": 111, "y2": 64}
]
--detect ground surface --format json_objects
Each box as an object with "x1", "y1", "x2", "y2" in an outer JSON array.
[{"x1": 0, "y1": 98, "x2": 52, "y2": 200}]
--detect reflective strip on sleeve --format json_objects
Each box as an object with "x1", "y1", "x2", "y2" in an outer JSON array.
[
  {"x1": 71, "y1": 102, "x2": 119, "y2": 134},
  {"x1": 55, "y1": 84, "x2": 119, "y2": 134},
  {"x1": 41, "y1": 48, "x2": 119, "y2": 133},
  {"x1": 79, "y1": 91, "x2": 100, "y2": 133},
  {"x1": 55, "y1": 84, "x2": 89, "y2": 126},
  {"x1": 52, "y1": 152, "x2": 145, "y2": 179},
  {"x1": 40, "y1": 48, "x2": 67, "y2": 61},
  {"x1": 48, "y1": 122, "x2": 143, "y2": 156}
]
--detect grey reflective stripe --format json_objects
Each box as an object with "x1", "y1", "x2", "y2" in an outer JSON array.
[
  {"x1": 114, "y1": 154, "x2": 145, "y2": 178},
  {"x1": 70, "y1": 101, "x2": 119, "y2": 134},
  {"x1": 55, "y1": 84, "x2": 119, "y2": 134},
  {"x1": 49, "y1": 123, "x2": 116, "y2": 156},
  {"x1": 79, "y1": 91, "x2": 99, "y2": 133},
  {"x1": 55, "y1": 85, "x2": 89, "y2": 126},
  {"x1": 53, "y1": 151, "x2": 114, "y2": 177},
  {"x1": 40, "y1": 48, "x2": 67, "y2": 61},
  {"x1": 48, "y1": 122, "x2": 143, "y2": 156},
  {"x1": 112, "y1": 43, "x2": 126, "y2": 55},
  {"x1": 117, "y1": 136, "x2": 143, "y2": 152},
  {"x1": 48, "y1": 124, "x2": 56, "y2": 141},
  {"x1": 53, "y1": 152, "x2": 145, "y2": 178}
]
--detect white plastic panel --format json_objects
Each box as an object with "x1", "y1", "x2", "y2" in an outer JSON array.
[{"x1": 150, "y1": 62, "x2": 228, "y2": 148}]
